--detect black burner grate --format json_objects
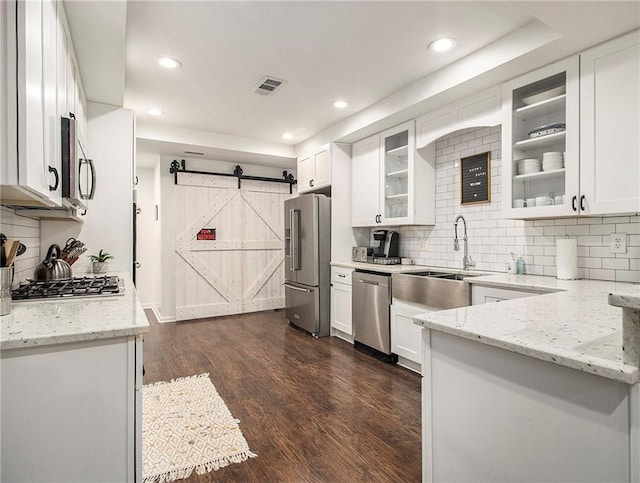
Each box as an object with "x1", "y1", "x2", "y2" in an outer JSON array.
[{"x1": 12, "y1": 276, "x2": 122, "y2": 301}]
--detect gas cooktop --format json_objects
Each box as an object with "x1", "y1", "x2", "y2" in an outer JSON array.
[{"x1": 12, "y1": 276, "x2": 123, "y2": 301}]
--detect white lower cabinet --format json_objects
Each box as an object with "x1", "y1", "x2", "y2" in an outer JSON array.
[
  {"x1": 331, "y1": 267, "x2": 353, "y2": 340},
  {"x1": 1, "y1": 335, "x2": 143, "y2": 482},
  {"x1": 471, "y1": 284, "x2": 545, "y2": 304},
  {"x1": 391, "y1": 299, "x2": 433, "y2": 374}
]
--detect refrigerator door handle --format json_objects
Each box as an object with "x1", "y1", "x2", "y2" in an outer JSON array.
[
  {"x1": 283, "y1": 283, "x2": 311, "y2": 293},
  {"x1": 290, "y1": 208, "x2": 300, "y2": 270}
]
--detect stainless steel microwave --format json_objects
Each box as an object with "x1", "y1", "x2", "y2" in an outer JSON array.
[{"x1": 61, "y1": 115, "x2": 95, "y2": 210}]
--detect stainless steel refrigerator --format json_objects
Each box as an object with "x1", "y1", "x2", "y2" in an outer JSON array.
[{"x1": 284, "y1": 194, "x2": 331, "y2": 337}]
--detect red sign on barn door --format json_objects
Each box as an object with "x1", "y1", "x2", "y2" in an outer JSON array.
[{"x1": 197, "y1": 228, "x2": 216, "y2": 240}]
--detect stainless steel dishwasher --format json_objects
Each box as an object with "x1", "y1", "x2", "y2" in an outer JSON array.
[{"x1": 352, "y1": 271, "x2": 396, "y2": 361}]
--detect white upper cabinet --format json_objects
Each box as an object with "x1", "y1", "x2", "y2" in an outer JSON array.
[
  {"x1": 580, "y1": 31, "x2": 640, "y2": 215},
  {"x1": 1, "y1": 0, "x2": 85, "y2": 208},
  {"x1": 42, "y1": 0, "x2": 61, "y2": 206},
  {"x1": 297, "y1": 144, "x2": 331, "y2": 193},
  {"x1": 351, "y1": 134, "x2": 380, "y2": 226},
  {"x1": 503, "y1": 31, "x2": 640, "y2": 219},
  {"x1": 352, "y1": 121, "x2": 435, "y2": 227},
  {"x1": 502, "y1": 57, "x2": 580, "y2": 218}
]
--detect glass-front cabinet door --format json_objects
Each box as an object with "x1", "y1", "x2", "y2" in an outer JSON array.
[
  {"x1": 502, "y1": 57, "x2": 580, "y2": 218},
  {"x1": 380, "y1": 121, "x2": 414, "y2": 225}
]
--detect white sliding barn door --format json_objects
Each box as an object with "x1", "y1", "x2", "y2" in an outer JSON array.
[{"x1": 174, "y1": 172, "x2": 290, "y2": 321}]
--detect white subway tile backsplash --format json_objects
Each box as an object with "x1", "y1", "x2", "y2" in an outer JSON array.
[
  {"x1": 565, "y1": 225, "x2": 590, "y2": 236},
  {"x1": 602, "y1": 258, "x2": 630, "y2": 270},
  {"x1": 379, "y1": 126, "x2": 639, "y2": 281},
  {"x1": 579, "y1": 257, "x2": 602, "y2": 269},
  {"x1": 605, "y1": 216, "x2": 630, "y2": 224},
  {"x1": 0, "y1": 206, "x2": 40, "y2": 286},
  {"x1": 589, "y1": 269, "x2": 616, "y2": 281},
  {"x1": 578, "y1": 217, "x2": 602, "y2": 225},
  {"x1": 616, "y1": 223, "x2": 640, "y2": 235},
  {"x1": 616, "y1": 271, "x2": 640, "y2": 283},
  {"x1": 589, "y1": 246, "x2": 615, "y2": 258},
  {"x1": 577, "y1": 235, "x2": 603, "y2": 247}
]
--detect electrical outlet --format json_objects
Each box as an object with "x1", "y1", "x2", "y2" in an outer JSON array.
[
  {"x1": 419, "y1": 239, "x2": 429, "y2": 250},
  {"x1": 610, "y1": 233, "x2": 627, "y2": 254}
]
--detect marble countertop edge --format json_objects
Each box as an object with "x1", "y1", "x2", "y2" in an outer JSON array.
[
  {"x1": 415, "y1": 315, "x2": 638, "y2": 385},
  {"x1": 609, "y1": 292, "x2": 640, "y2": 311},
  {"x1": 1, "y1": 324, "x2": 149, "y2": 351}
]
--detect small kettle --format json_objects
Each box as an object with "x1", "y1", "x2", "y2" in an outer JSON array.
[{"x1": 34, "y1": 244, "x2": 72, "y2": 281}]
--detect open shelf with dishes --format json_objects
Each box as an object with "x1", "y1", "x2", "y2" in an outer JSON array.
[
  {"x1": 383, "y1": 129, "x2": 410, "y2": 220},
  {"x1": 502, "y1": 59, "x2": 580, "y2": 218}
]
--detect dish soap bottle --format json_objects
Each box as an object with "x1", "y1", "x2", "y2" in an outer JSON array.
[
  {"x1": 515, "y1": 254, "x2": 523, "y2": 274},
  {"x1": 507, "y1": 253, "x2": 517, "y2": 274}
]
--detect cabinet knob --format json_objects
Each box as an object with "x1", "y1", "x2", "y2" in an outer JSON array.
[
  {"x1": 48, "y1": 166, "x2": 59, "y2": 191},
  {"x1": 580, "y1": 195, "x2": 586, "y2": 211},
  {"x1": 309, "y1": 179, "x2": 314, "y2": 187},
  {"x1": 571, "y1": 195, "x2": 578, "y2": 212}
]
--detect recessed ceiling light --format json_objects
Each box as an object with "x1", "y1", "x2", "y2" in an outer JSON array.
[
  {"x1": 147, "y1": 107, "x2": 164, "y2": 116},
  {"x1": 158, "y1": 57, "x2": 181, "y2": 69},
  {"x1": 282, "y1": 132, "x2": 293, "y2": 140},
  {"x1": 334, "y1": 100, "x2": 348, "y2": 109},
  {"x1": 429, "y1": 37, "x2": 457, "y2": 52}
]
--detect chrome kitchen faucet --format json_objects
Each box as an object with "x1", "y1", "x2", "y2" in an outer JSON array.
[{"x1": 454, "y1": 215, "x2": 475, "y2": 271}]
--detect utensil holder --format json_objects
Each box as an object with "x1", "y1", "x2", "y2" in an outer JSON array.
[{"x1": 0, "y1": 267, "x2": 13, "y2": 316}]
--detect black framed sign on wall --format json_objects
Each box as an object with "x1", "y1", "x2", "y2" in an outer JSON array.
[{"x1": 460, "y1": 151, "x2": 491, "y2": 205}]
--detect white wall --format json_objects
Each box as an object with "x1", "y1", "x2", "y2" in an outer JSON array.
[
  {"x1": 379, "y1": 126, "x2": 639, "y2": 282},
  {"x1": 41, "y1": 102, "x2": 134, "y2": 275}
]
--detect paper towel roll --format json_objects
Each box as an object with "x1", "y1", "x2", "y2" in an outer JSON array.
[{"x1": 556, "y1": 238, "x2": 578, "y2": 280}]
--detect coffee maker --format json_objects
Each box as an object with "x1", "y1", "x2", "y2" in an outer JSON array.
[{"x1": 372, "y1": 230, "x2": 400, "y2": 263}]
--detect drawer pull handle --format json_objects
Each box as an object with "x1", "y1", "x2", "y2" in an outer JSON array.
[{"x1": 284, "y1": 283, "x2": 311, "y2": 293}]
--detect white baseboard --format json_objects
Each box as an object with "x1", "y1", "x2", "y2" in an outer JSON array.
[
  {"x1": 141, "y1": 304, "x2": 176, "y2": 323},
  {"x1": 331, "y1": 327, "x2": 354, "y2": 344},
  {"x1": 397, "y1": 356, "x2": 421, "y2": 375}
]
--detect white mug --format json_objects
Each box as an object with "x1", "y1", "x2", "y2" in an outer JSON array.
[
  {"x1": 401, "y1": 258, "x2": 414, "y2": 265},
  {"x1": 514, "y1": 199, "x2": 525, "y2": 208}
]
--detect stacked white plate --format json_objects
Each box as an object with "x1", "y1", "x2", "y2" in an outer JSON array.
[
  {"x1": 542, "y1": 151, "x2": 564, "y2": 171},
  {"x1": 517, "y1": 158, "x2": 541, "y2": 175}
]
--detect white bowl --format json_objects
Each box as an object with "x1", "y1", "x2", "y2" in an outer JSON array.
[
  {"x1": 536, "y1": 196, "x2": 552, "y2": 206},
  {"x1": 543, "y1": 151, "x2": 563, "y2": 158},
  {"x1": 521, "y1": 86, "x2": 566, "y2": 106},
  {"x1": 542, "y1": 162, "x2": 563, "y2": 171},
  {"x1": 514, "y1": 199, "x2": 525, "y2": 208},
  {"x1": 526, "y1": 198, "x2": 536, "y2": 207}
]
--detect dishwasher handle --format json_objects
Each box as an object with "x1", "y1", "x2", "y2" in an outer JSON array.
[{"x1": 357, "y1": 279, "x2": 379, "y2": 286}]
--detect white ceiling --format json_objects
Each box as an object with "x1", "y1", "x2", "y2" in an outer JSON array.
[{"x1": 64, "y1": 1, "x2": 640, "y2": 167}]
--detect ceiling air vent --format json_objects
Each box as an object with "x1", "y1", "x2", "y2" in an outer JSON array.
[
  {"x1": 254, "y1": 76, "x2": 286, "y2": 96},
  {"x1": 184, "y1": 151, "x2": 204, "y2": 156}
]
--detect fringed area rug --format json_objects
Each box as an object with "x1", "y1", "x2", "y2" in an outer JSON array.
[{"x1": 142, "y1": 373, "x2": 256, "y2": 483}]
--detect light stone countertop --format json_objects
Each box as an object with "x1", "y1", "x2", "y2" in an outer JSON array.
[
  {"x1": 1, "y1": 272, "x2": 150, "y2": 351},
  {"x1": 330, "y1": 260, "x2": 487, "y2": 276},
  {"x1": 414, "y1": 273, "x2": 640, "y2": 384},
  {"x1": 609, "y1": 286, "x2": 640, "y2": 311}
]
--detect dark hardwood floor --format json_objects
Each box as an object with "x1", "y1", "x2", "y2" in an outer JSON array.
[{"x1": 143, "y1": 309, "x2": 421, "y2": 482}]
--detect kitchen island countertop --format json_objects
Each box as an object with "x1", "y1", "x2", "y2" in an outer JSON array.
[
  {"x1": 415, "y1": 273, "x2": 640, "y2": 384},
  {"x1": 0, "y1": 272, "x2": 149, "y2": 350}
]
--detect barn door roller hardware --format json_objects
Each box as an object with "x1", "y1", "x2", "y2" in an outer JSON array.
[{"x1": 170, "y1": 159, "x2": 297, "y2": 193}]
